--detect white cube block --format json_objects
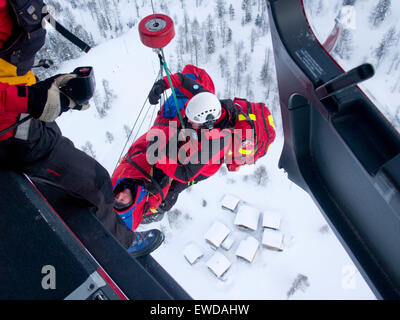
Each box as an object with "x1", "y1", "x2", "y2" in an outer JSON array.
[
  {"x1": 262, "y1": 211, "x2": 282, "y2": 230},
  {"x1": 204, "y1": 221, "x2": 231, "y2": 248},
  {"x1": 221, "y1": 194, "x2": 240, "y2": 212},
  {"x1": 221, "y1": 235, "x2": 235, "y2": 251},
  {"x1": 234, "y1": 205, "x2": 260, "y2": 231},
  {"x1": 235, "y1": 236, "x2": 259, "y2": 263},
  {"x1": 262, "y1": 229, "x2": 284, "y2": 251},
  {"x1": 183, "y1": 243, "x2": 204, "y2": 265},
  {"x1": 206, "y1": 252, "x2": 231, "y2": 278}
]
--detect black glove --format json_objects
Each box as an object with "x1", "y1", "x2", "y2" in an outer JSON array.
[
  {"x1": 148, "y1": 79, "x2": 167, "y2": 105},
  {"x1": 27, "y1": 74, "x2": 90, "y2": 122}
]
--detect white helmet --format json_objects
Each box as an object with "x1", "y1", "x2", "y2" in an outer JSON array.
[{"x1": 185, "y1": 92, "x2": 222, "y2": 125}]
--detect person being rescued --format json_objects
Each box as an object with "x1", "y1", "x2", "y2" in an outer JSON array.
[{"x1": 111, "y1": 64, "x2": 276, "y2": 231}]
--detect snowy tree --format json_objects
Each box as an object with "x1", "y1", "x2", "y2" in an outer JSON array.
[
  {"x1": 217, "y1": 13, "x2": 228, "y2": 48},
  {"x1": 206, "y1": 30, "x2": 216, "y2": 56},
  {"x1": 251, "y1": 165, "x2": 268, "y2": 186},
  {"x1": 250, "y1": 28, "x2": 258, "y2": 52},
  {"x1": 388, "y1": 53, "x2": 400, "y2": 76},
  {"x1": 81, "y1": 141, "x2": 96, "y2": 159},
  {"x1": 175, "y1": 48, "x2": 184, "y2": 72},
  {"x1": 134, "y1": 0, "x2": 140, "y2": 18},
  {"x1": 241, "y1": 10, "x2": 252, "y2": 25},
  {"x1": 110, "y1": 0, "x2": 123, "y2": 34},
  {"x1": 46, "y1": 0, "x2": 63, "y2": 12},
  {"x1": 242, "y1": 52, "x2": 251, "y2": 72},
  {"x1": 234, "y1": 40, "x2": 245, "y2": 66},
  {"x1": 215, "y1": 0, "x2": 227, "y2": 19},
  {"x1": 93, "y1": 93, "x2": 106, "y2": 119},
  {"x1": 95, "y1": 79, "x2": 117, "y2": 118},
  {"x1": 245, "y1": 74, "x2": 255, "y2": 101},
  {"x1": 316, "y1": 0, "x2": 324, "y2": 15},
  {"x1": 287, "y1": 274, "x2": 310, "y2": 299},
  {"x1": 218, "y1": 54, "x2": 228, "y2": 77},
  {"x1": 105, "y1": 131, "x2": 114, "y2": 144},
  {"x1": 204, "y1": 15, "x2": 216, "y2": 59},
  {"x1": 369, "y1": 0, "x2": 391, "y2": 28},
  {"x1": 224, "y1": 66, "x2": 233, "y2": 97},
  {"x1": 259, "y1": 49, "x2": 271, "y2": 84},
  {"x1": 319, "y1": 225, "x2": 330, "y2": 234},
  {"x1": 241, "y1": 0, "x2": 252, "y2": 25},
  {"x1": 375, "y1": 26, "x2": 398, "y2": 67},
  {"x1": 175, "y1": 26, "x2": 186, "y2": 68},
  {"x1": 241, "y1": 0, "x2": 249, "y2": 11},
  {"x1": 123, "y1": 125, "x2": 131, "y2": 140},
  {"x1": 36, "y1": 33, "x2": 77, "y2": 79},
  {"x1": 229, "y1": 3, "x2": 235, "y2": 20},
  {"x1": 234, "y1": 61, "x2": 243, "y2": 95},
  {"x1": 255, "y1": 14, "x2": 262, "y2": 28},
  {"x1": 159, "y1": 0, "x2": 170, "y2": 14},
  {"x1": 260, "y1": 49, "x2": 274, "y2": 99},
  {"x1": 226, "y1": 27, "x2": 233, "y2": 45},
  {"x1": 343, "y1": 0, "x2": 357, "y2": 5},
  {"x1": 333, "y1": 28, "x2": 353, "y2": 60},
  {"x1": 183, "y1": 11, "x2": 190, "y2": 53},
  {"x1": 244, "y1": 10, "x2": 252, "y2": 25},
  {"x1": 191, "y1": 18, "x2": 202, "y2": 66},
  {"x1": 253, "y1": 9, "x2": 269, "y2": 36}
]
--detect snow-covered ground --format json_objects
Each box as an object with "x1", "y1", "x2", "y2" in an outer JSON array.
[{"x1": 48, "y1": 0, "x2": 395, "y2": 299}]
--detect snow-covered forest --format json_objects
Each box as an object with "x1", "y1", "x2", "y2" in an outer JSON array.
[
  {"x1": 31, "y1": 0, "x2": 400, "y2": 299},
  {"x1": 305, "y1": 0, "x2": 400, "y2": 132}
]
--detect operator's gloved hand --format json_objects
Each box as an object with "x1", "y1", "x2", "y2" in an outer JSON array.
[
  {"x1": 148, "y1": 79, "x2": 167, "y2": 105},
  {"x1": 27, "y1": 74, "x2": 90, "y2": 122}
]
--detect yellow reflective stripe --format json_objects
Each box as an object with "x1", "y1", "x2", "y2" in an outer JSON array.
[
  {"x1": 228, "y1": 150, "x2": 233, "y2": 156},
  {"x1": 0, "y1": 58, "x2": 37, "y2": 86},
  {"x1": 150, "y1": 208, "x2": 158, "y2": 213},
  {"x1": 238, "y1": 148, "x2": 253, "y2": 155},
  {"x1": 238, "y1": 113, "x2": 256, "y2": 121},
  {"x1": 268, "y1": 114, "x2": 275, "y2": 129}
]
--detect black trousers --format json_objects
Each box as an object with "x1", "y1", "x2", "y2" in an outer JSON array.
[
  {"x1": 161, "y1": 180, "x2": 187, "y2": 212},
  {"x1": 0, "y1": 120, "x2": 133, "y2": 248},
  {"x1": 161, "y1": 174, "x2": 209, "y2": 212}
]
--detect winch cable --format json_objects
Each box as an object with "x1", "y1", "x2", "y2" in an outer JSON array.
[{"x1": 113, "y1": 66, "x2": 163, "y2": 172}]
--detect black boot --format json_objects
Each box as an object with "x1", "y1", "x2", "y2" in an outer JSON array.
[
  {"x1": 141, "y1": 212, "x2": 165, "y2": 224},
  {"x1": 127, "y1": 229, "x2": 164, "y2": 258}
]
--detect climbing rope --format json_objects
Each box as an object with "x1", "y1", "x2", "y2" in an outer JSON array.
[
  {"x1": 114, "y1": 50, "x2": 186, "y2": 172},
  {"x1": 113, "y1": 67, "x2": 163, "y2": 172},
  {"x1": 150, "y1": 0, "x2": 156, "y2": 15}
]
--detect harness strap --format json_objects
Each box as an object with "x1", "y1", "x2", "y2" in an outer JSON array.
[
  {"x1": 124, "y1": 154, "x2": 165, "y2": 203},
  {"x1": 258, "y1": 103, "x2": 270, "y2": 155}
]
